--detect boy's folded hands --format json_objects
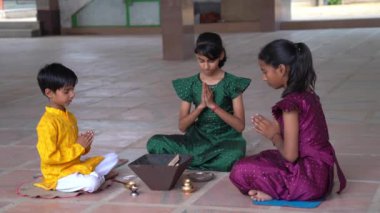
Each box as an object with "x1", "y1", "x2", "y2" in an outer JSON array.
[{"x1": 77, "y1": 130, "x2": 94, "y2": 149}]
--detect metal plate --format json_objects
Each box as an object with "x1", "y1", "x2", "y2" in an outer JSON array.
[{"x1": 187, "y1": 171, "x2": 215, "y2": 182}]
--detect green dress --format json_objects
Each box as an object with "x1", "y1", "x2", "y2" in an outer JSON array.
[{"x1": 147, "y1": 72, "x2": 251, "y2": 172}]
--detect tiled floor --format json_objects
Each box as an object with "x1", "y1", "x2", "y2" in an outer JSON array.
[
  {"x1": 292, "y1": 2, "x2": 380, "y2": 20},
  {"x1": 0, "y1": 28, "x2": 379, "y2": 212}
]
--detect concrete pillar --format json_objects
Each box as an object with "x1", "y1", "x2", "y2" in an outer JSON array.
[
  {"x1": 161, "y1": 0, "x2": 194, "y2": 60},
  {"x1": 259, "y1": 0, "x2": 291, "y2": 31},
  {"x1": 36, "y1": 0, "x2": 61, "y2": 35}
]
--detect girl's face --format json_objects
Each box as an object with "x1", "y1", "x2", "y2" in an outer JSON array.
[
  {"x1": 258, "y1": 59, "x2": 287, "y2": 89},
  {"x1": 46, "y1": 85, "x2": 76, "y2": 110},
  {"x1": 196, "y1": 54, "x2": 222, "y2": 75}
]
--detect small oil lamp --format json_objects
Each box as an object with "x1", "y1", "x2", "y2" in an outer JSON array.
[{"x1": 182, "y1": 178, "x2": 195, "y2": 193}]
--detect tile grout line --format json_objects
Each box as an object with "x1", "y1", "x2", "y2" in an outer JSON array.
[
  {"x1": 178, "y1": 205, "x2": 256, "y2": 212},
  {"x1": 172, "y1": 172, "x2": 228, "y2": 213},
  {"x1": 346, "y1": 180, "x2": 380, "y2": 184},
  {"x1": 81, "y1": 186, "x2": 126, "y2": 213},
  {"x1": 368, "y1": 184, "x2": 380, "y2": 213}
]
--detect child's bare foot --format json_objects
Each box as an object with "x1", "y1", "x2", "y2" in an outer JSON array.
[
  {"x1": 115, "y1": 159, "x2": 129, "y2": 169},
  {"x1": 105, "y1": 170, "x2": 119, "y2": 180},
  {"x1": 249, "y1": 189, "x2": 273, "y2": 202}
]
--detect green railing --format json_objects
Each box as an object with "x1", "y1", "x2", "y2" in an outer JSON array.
[{"x1": 72, "y1": 0, "x2": 160, "y2": 28}]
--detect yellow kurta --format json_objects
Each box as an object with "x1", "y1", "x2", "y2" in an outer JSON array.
[{"x1": 34, "y1": 106, "x2": 104, "y2": 190}]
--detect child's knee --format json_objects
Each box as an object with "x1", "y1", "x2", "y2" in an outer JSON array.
[
  {"x1": 229, "y1": 164, "x2": 240, "y2": 180},
  {"x1": 221, "y1": 150, "x2": 245, "y2": 171},
  {"x1": 146, "y1": 135, "x2": 163, "y2": 153},
  {"x1": 229, "y1": 160, "x2": 247, "y2": 181},
  {"x1": 84, "y1": 172, "x2": 105, "y2": 193},
  {"x1": 105, "y1": 152, "x2": 119, "y2": 164}
]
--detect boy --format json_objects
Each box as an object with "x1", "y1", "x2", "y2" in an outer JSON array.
[{"x1": 35, "y1": 63, "x2": 118, "y2": 192}]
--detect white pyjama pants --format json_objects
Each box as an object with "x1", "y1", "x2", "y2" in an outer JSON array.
[{"x1": 55, "y1": 152, "x2": 118, "y2": 193}]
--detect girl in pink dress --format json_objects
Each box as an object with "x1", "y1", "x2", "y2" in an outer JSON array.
[{"x1": 229, "y1": 39, "x2": 346, "y2": 201}]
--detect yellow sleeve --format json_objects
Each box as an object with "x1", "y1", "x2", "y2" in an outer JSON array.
[{"x1": 36, "y1": 119, "x2": 85, "y2": 165}]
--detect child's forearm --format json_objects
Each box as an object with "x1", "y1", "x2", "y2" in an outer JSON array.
[
  {"x1": 211, "y1": 105, "x2": 245, "y2": 132},
  {"x1": 271, "y1": 133, "x2": 283, "y2": 150},
  {"x1": 271, "y1": 134, "x2": 298, "y2": 163},
  {"x1": 178, "y1": 105, "x2": 204, "y2": 132}
]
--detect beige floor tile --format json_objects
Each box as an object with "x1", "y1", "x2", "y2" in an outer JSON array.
[{"x1": 0, "y1": 28, "x2": 379, "y2": 212}]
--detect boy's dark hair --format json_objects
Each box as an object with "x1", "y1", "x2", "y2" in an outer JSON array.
[
  {"x1": 37, "y1": 63, "x2": 78, "y2": 96},
  {"x1": 194, "y1": 32, "x2": 227, "y2": 68},
  {"x1": 258, "y1": 39, "x2": 316, "y2": 97}
]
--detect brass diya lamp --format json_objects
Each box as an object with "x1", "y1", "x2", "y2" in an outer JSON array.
[
  {"x1": 182, "y1": 178, "x2": 195, "y2": 193},
  {"x1": 125, "y1": 181, "x2": 137, "y2": 190},
  {"x1": 125, "y1": 181, "x2": 139, "y2": 196}
]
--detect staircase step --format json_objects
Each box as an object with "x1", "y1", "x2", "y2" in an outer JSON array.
[
  {"x1": 0, "y1": 9, "x2": 40, "y2": 38},
  {"x1": 3, "y1": 9, "x2": 36, "y2": 19},
  {"x1": 0, "y1": 29, "x2": 40, "y2": 38},
  {"x1": 0, "y1": 21, "x2": 39, "y2": 29}
]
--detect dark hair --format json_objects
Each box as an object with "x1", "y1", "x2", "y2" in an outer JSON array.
[
  {"x1": 37, "y1": 63, "x2": 78, "y2": 96},
  {"x1": 194, "y1": 32, "x2": 227, "y2": 68},
  {"x1": 258, "y1": 39, "x2": 316, "y2": 97}
]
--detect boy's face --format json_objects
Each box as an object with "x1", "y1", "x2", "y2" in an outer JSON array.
[{"x1": 45, "y1": 85, "x2": 75, "y2": 110}]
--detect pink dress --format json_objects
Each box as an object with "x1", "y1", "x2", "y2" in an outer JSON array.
[{"x1": 229, "y1": 91, "x2": 346, "y2": 201}]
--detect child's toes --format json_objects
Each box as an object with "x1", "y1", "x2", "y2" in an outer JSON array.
[{"x1": 248, "y1": 190, "x2": 258, "y2": 196}]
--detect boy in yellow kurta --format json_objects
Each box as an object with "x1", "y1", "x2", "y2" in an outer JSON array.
[{"x1": 35, "y1": 63, "x2": 119, "y2": 192}]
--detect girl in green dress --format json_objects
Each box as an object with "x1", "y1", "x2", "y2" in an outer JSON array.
[{"x1": 147, "y1": 32, "x2": 251, "y2": 172}]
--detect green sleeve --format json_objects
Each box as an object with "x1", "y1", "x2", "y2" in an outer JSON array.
[
  {"x1": 227, "y1": 76, "x2": 251, "y2": 99},
  {"x1": 172, "y1": 77, "x2": 193, "y2": 102}
]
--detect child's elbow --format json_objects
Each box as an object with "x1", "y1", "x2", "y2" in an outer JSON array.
[
  {"x1": 286, "y1": 157, "x2": 298, "y2": 163},
  {"x1": 284, "y1": 154, "x2": 298, "y2": 163},
  {"x1": 235, "y1": 123, "x2": 245, "y2": 133},
  {"x1": 178, "y1": 125, "x2": 187, "y2": 133}
]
